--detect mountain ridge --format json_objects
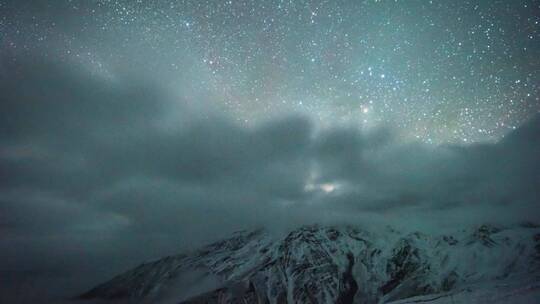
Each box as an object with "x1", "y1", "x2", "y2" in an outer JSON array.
[{"x1": 79, "y1": 223, "x2": 540, "y2": 303}]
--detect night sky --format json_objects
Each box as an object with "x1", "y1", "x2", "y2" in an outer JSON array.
[
  {"x1": 3, "y1": 0, "x2": 539, "y2": 143},
  {"x1": 1, "y1": 1, "x2": 539, "y2": 303}
]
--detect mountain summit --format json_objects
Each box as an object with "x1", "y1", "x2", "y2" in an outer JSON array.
[{"x1": 80, "y1": 224, "x2": 540, "y2": 303}]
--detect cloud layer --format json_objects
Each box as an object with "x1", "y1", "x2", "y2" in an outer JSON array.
[{"x1": 1, "y1": 55, "x2": 539, "y2": 303}]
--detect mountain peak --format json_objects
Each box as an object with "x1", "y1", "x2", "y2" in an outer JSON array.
[{"x1": 80, "y1": 224, "x2": 540, "y2": 303}]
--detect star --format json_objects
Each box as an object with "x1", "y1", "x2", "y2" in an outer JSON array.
[{"x1": 3, "y1": 0, "x2": 537, "y2": 144}]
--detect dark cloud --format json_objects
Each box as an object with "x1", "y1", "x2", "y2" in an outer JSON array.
[{"x1": 1, "y1": 55, "x2": 539, "y2": 303}]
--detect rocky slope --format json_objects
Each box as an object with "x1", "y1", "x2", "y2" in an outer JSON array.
[{"x1": 79, "y1": 223, "x2": 540, "y2": 303}]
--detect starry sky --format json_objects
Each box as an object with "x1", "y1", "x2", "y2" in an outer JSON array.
[
  {"x1": 1, "y1": 1, "x2": 540, "y2": 303},
  {"x1": 3, "y1": 0, "x2": 539, "y2": 144}
]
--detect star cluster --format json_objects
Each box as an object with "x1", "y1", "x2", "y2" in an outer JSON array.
[{"x1": 2, "y1": 0, "x2": 539, "y2": 143}]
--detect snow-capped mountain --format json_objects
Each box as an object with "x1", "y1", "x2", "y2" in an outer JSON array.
[{"x1": 79, "y1": 223, "x2": 540, "y2": 303}]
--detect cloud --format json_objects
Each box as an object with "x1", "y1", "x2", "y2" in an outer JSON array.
[{"x1": 1, "y1": 54, "x2": 539, "y2": 303}]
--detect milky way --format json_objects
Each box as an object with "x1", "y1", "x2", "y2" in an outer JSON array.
[{"x1": 2, "y1": 0, "x2": 539, "y2": 143}]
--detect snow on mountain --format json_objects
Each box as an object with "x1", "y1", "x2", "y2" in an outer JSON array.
[{"x1": 79, "y1": 223, "x2": 540, "y2": 304}]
